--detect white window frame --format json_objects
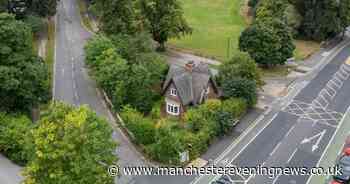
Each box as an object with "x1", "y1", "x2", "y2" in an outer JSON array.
[
  {"x1": 170, "y1": 88, "x2": 177, "y2": 96},
  {"x1": 166, "y1": 102, "x2": 180, "y2": 116},
  {"x1": 205, "y1": 86, "x2": 210, "y2": 94}
]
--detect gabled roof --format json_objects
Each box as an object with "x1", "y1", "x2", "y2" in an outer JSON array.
[{"x1": 163, "y1": 62, "x2": 217, "y2": 106}]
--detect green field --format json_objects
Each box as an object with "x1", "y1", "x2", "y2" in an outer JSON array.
[{"x1": 169, "y1": 0, "x2": 246, "y2": 61}]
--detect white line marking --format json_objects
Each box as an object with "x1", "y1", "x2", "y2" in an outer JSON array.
[
  {"x1": 330, "y1": 79, "x2": 341, "y2": 88},
  {"x1": 306, "y1": 105, "x2": 350, "y2": 184},
  {"x1": 285, "y1": 125, "x2": 295, "y2": 137},
  {"x1": 270, "y1": 142, "x2": 281, "y2": 156},
  {"x1": 287, "y1": 148, "x2": 298, "y2": 163},
  {"x1": 272, "y1": 175, "x2": 281, "y2": 184}
]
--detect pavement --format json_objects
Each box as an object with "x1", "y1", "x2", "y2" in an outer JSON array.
[
  {"x1": 0, "y1": 154, "x2": 22, "y2": 184},
  {"x1": 53, "y1": 0, "x2": 147, "y2": 183},
  {"x1": 192, "y1": 35, "x2": 350, "y2": 184}
]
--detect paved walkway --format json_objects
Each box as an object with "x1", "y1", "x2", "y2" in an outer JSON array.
[{"x1": 0, "y1": 154, "x2": 22, "y2": 184}]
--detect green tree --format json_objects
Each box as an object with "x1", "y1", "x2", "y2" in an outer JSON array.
[
  {"x1": 85, "y1": 35, "x2": 116, "y2": 67},
  {"x1": 0, "y1": 0, "x2": 7, "y2": 13},
  {"x1": 255, "y1": 0, "x2": 287, "y2": 21},
  {"x1": 239, "y1": 18, "x2": 295, "y2": 67},
  {"x1": 29, "y1": 0, "x2": 57, "y2": 17},
  {"x1": 299, "y1": 0, "x2": 350, "y2": 41},
  {"x1": 23, "y1": 102, "x2": 117, "y2": 184},
  {"x1": 121, "y1": 106, "x2": 156, "y2": 145},
  {"x1": 0, "y1": 13, "x2": 49, "y2": 112},
  {"x1": 339, "y1": 0, "x2": 350, "y2": 37},
  {"x1": 219, "y1": 52, "x2": 263, "y2": 87},
  {"x1": 0, "y1": 113, "x2": 33, "y2": 165},
  {"x1": 96, "y1": 0, "x2": 136, "y2": 35},
  {"x1": 139, "y1": 0, "x2": 192, "y2": 51},
  {"x1": 222, "y1": 77, "x2": 257, "y2": 107}
]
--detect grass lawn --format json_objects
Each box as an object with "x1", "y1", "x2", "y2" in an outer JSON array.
[
  {"x1": 46, "y1": 19, "x2": 55, "y2": 98},
  {"x1": 77, "y1": 0, "x2": 94, "y2": 32},
  {"x1": 294, "y1": 40, "x2": 321, "y2": 61},
  {"x1": 169, "y1": 0, "x2": 247, "y2": 61}
]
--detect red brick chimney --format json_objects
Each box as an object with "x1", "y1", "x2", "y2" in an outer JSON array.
[{"x1": 185, "y1": 61, "x2": 195, "y2": 72}]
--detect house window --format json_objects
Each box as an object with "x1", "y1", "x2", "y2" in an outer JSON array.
[
  {"x1": 170, "y1": 88, "x2": 177, "y2": 96},
  {"x1": 166, "y1": 103, "x2": 180, "y2": 116},
  {"x1": 205, "y1": 86, "x2": 210, "y2": 94}
]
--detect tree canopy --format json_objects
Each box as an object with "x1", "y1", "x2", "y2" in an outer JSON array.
[
  {"x1": 94, "y1": 0, "x2": 137, "y2": 35},
  {"x1": 239, "y1": 18, "x2": 295, "y2": 66},
  {"x1": 23, "y1": 102, "x2": 117, "y2": 184},
  {"x1": 218, "y1": 52, "x2": 262, "y2": 87},
  {"x1": 0, "y1": 13, "x2": 49, "y2": 112},
  {"x1": 138, "y1": 0, "x2": 192, "y2": 50}
]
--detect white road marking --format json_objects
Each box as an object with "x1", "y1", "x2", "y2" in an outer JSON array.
[
  {"x1": 306, "y1": 106, "x2": 350, "y2": 184},
  {"x1": 287, "y1": 148, "x2": 298, "y2": 163},
  {"x1": 272, "y1": 174, "x2": 281, "y2": 184},
  {"x1": 270, "y1": 142, "x2": 281, "y2": 156},
  {"x1": 285, "y1": 125, "x2": 295, "y2": 137}
]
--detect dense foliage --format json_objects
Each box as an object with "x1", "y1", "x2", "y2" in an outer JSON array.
[
  {"x1": 218, "y1": 52, "x2": 262, "y2": 86},
  {"x1": 139, "y1": 0, "x2": 192, "y2": 50},
  {"x1": 29, "y1": 0, "x2": 58, "y2": 17},
  {"x1": 0, "y1": 13, "x2": 49, "y2": 112},
  {"x1": 85, "y1": 34, "x2": 168, "y2": 114},
  {"x1": 23, "y1": 102, "x2": 117, "y2": 184},
  {"x1": 222, "y1": 77, "x2": 257, "y2": 107},
  {"x1": 239, "y1": 18, "x2": 295, "y2": 66},
  {"x1": 90, "y1": 0, "x2": 190, "y2": 50},
  {"x1": 92, "y1": 0, "x2": 136, "y2": 35},
  {"x1": 0, "y1": 113, "x2": 33, "y2": 165},
  {"x1": 121, "y1": 98, "x2": 247, "y2": 164},
  {"x1": 252, "y1": 0, "x2": 350, "y2": 41}
]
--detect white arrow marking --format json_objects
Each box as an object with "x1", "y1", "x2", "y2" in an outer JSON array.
[{"x1": 301, "y1": 130, "x2": 327, "y2": 152}]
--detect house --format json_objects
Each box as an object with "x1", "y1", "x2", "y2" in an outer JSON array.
[{"x1": 162, "y1": 61, "x2": 219, "y2": 116}]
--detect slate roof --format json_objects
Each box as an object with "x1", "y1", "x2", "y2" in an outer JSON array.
[{"x1": 163, "y1": 62, "x2": 217, "y2": 106}]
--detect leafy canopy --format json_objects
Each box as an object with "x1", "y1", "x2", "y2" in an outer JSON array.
[
  {"x1": 0, "y1": 13, "x2": 49, "y2": 112},
  {"x1": 23, "y1": 102, "x2": 117, "y2": 184}
]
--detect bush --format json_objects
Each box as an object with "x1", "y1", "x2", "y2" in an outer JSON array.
[
  {"x1": 24, "y1": 15, "x2": 45, "y2": 36},
  {"x1": 121, "y1": 106, "x2": 156, "y2": 145},
  {"x1": 218, "y1": 52, "x2": 263, "y2": 87},
  {"x1": 222, "y1": 77, "x2": 257, "y2": 107},
  {"x1": 85, "y1": 35, "x2": 115, "y2": 67},
  {"x1": 222, "y1": 98, "x2": 248, "y2": 118},
  {"x1": 0, "y1": 113, "x2": 33, "y2": 165},
  {"x1": 111, "y1": 32, "x2": 155, "y2": 63},
  {"x1": 146, "y1": 127, "x2": 184, "y2": 165}
]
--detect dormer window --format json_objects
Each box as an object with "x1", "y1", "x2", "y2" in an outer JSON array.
[
  {"x1": 205, "y1": 86, "x2": 210, "y2": 94},
  {"x1": 170, "y1": 88, "x2": 177, "y2": 96}
]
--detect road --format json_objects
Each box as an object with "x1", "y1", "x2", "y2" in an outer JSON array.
[
  {"x1": 54, "y1": 0, "x2": 146, "y2": 183},
  {"x1": 193, "y1": 36, "x2": 350, "y2": 184}
]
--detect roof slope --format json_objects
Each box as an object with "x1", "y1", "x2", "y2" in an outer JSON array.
[{"x1": 163, "y1": 62, "x2": 215, "y2": 106}]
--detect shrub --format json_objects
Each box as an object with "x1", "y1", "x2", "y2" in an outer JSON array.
[
  {"x1": 111, "y1": 32, "x2": 155, "y2": 63},
  {"x1": 146, "y1": 127, "x2": 184, "y2": 165},
  {"x1": 222, "y1": 98, "x2": 248, "y2": 118},
  {"x1": 24, "y1": 15, "x2": 45, "y2": 36},
  {"x1": 121, "y1": 106, "x2": 156, "y2": 145},
  {"x1": 0, "y1": 113, "x2": 33, "y2": 165},
  {"x1": 222, "y1": 77, "x2": 257, "y2": 107},
  {"x1": 85, "y1": 35, "x2": 115, "y2": 67}
]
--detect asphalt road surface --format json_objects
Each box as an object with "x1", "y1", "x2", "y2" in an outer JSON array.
[
  {"x1": 54, "y1": 0, "x2": 145, "y2": 183},
  {"x1": 193, "y1": 38, "x2": 350, "y2": 184}
]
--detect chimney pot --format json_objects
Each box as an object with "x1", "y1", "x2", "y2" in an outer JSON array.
[{"x1": 185, "y1": 61, "x2": 195, "y2": 72}]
